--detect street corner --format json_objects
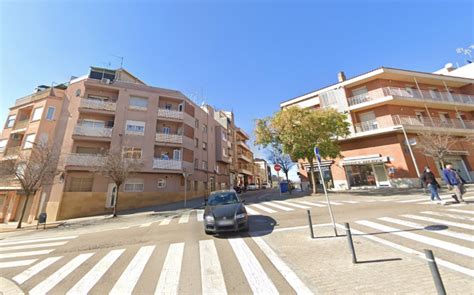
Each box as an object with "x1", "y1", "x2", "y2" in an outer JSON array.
[{"x1": 0, "y1": 277, "x2": 25, "y2": 295}]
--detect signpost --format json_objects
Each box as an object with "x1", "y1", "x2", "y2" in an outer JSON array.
[
  {"x1": 314, "y1": 147, "x2": 338, "y2": 236},
  {"x1": 274, "y1": 164, "x2": 282, "y2": 196}
]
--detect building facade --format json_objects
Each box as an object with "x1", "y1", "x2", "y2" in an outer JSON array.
[
  {"x1": 253, "y1": 158, "x2": 270, "y2": 187},
  {"x1": 281, "y1": 64, "x2": 474, "y2": 190}
]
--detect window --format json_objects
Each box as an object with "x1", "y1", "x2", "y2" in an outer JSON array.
[
  {"x1": 125, "y1": 120, "x2": 145, "y2": 135},
  {"x1": 129, "y1": 96, "x2": 148, "y2": 110},
  {"x1": 195, "y1": 119, "x2": 199, "y2": 128},
  {"x1": 0, "y1": 139, "x2": 7, "y2": 153},
  {"x1": 203, "y1": 124, "x2": 208, "y2": 133},
  {"x1": 352, "y1": 86, "x2": 368, "y2": 97},
  {"x1": 23, "y1": 134, "x2": 36, "y2": 149},
  {"x1": 31, "y1": 107, "x2": 44, "y2": 121},
  {"x1": 195, "y1": 138, "x2": 199, "y2": 148},
  {"x1": 194, "y1": 180, "x2": 198, "y2": 191},
  {"x1": 81, "y1": 120, "x2": 105, "y2": 128},
  {"x1": 123, "y1": 147, "x2": 142, "y2": 159},
  {"x1": 162, "y1": 127, "x2": 170, "y2": 134},
  {"x1": 202, "y1": 161, "x2": 208, "y2": 170},
  {"x1": 203, "y1": 142, "x2": 207, "y2": 151},
  {"x1": 216, "y1": 165, "x2": 220, "y2": 174},
  {"x1": 157, "y1": 179, "x2": 166, "y2": 188},
  {"x1": 194, "y1": 159, "x2": 198, "y2": 168},
  {"x1": 178, "y1": 103, "x2": 184, "y2": 112},
  {"x1": 173, "y1": 149, "x2": 181, "y2": 160},
  {"x1": 405, "y1": 86, "x2": 416, "y2": 97},
  {"x1": 165, "y1": 104, "x2": 172, "y2": 110},
  {"x1": 68, "y1": 177, "x2": 93, "y2": 192},
  {"x1": 430, "y1": 89, "x2": 441, "y2": 100},
  {"x1": 6, "y1": 115, "x2": 16, "y2": 128},
  {"x1": 77, "y1": 146, "x2": 103, "y2": 154},
  {"x1": 124, "y1": 180, "x2": 144, "y2": 192},
  {"x1": 46, "y1": 107, "x2": 55, "y2": 120}
]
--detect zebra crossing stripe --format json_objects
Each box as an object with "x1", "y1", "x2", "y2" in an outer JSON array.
[
  {"x1": 276, "y1": 200, "x2": 310, "y2": 209},
  {"x1": 0, "y1": 236, "x2": 77, "y2": 246},
  {"x1": 252, "y1": 236, "x2": 313, "y2": 295},
  {"x1": 13, "y1": 257, "x2": 62, "y2": 284},
  {"x1": 67, "y1": 249, "x2": 125, "y2": 295},
  {"x1": 264, "y1": 202, "x2": 294, "y2": 211},
  {"x1": 402, "y1": 214, "x2": 474, "y2": 230},
  {"x1": 251, "y1": 204, "x2": 277, "y2": 213},
  {"x1": 0, "y1": 249, "x2": 54, "y2": 259},
  {"x1": 197, "y1": 209, "x2": 204, "y2": 222},
  {"x1": 293, "y1": 200, "x2": 325, "y2": 207},
  {"x1": 109, "y1": 246, "x2": 155, "y2": 294},
  {"x1": 421, "y1": 211, "x2": 474, "y2": 222},
  {"x1": 316, "y1": 201, "x2": 342, "y2": 206},
  {"x1": 245, "y1": 207, "x2": 260, "y2": 215},
  {"x1": 139, "y1": 222, "x2": 153, "y2": 228},
  {"x1": 199, "y1": 240, "x2": 227, "y2": 295},
  {"x1": 155, "y1": 243, "x2": 185, "y2": 294},
  {"x1": 29, "y1": 253, "x2": 94, "y2": 295},
  {"x1": 0, "y1": 259, "x2": 37, "y2": 269},
  {"x1": 179, "y1": 211, "x2": 191, "y2": 224},
  {"x1": 340, "y1": 200, "x2": 358, "y2": 204},
  {"x1": 0, "y1": 241, "x2": 67, "y2": 252},
  {"x1": 447, "y1": 209, "x2": 474, "y2": 215},
  {"x1": 356, "y1": 220, "x2": 474, "y2": 258},
  {"x1": 378, "y1": 217, "x2": 473, "y2": 242},
  {"x1": 160, "y1": 216, "x2": 174, "y2": 226},
  {"x1": 397, "y1": 198, "x2": 427, "y2": 203},
  {"x1": 228, "y1": 238, "x2": 278, "y2": 295}
]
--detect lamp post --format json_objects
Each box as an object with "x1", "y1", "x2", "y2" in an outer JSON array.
[{"x1": 394, "y1": 125, "x2": 420, "y2": 178}]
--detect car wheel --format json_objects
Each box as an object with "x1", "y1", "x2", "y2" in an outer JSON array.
[
  {"x1": 240, "y1": 224, "x2": 249, "y2": 232},
  {"x1": 205, "y1": 229, "x2": 213, "y2": 235}
]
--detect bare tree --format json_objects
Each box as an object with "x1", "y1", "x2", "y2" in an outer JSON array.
[
  {"x1": 267, "y1": 144, "x2": 295, "y2": 183},
  {"x1": 99, "y1": 148, "x2": 143, "y2": 217},
  {"x1": 0, "y1": 142, "x2": 60, "y2": 229}
]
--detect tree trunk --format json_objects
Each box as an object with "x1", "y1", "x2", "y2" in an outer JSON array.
[
  {"x1": 309, "y1": 159, "x2": 317, "y2": 194},
  {"x1": 113, "y1": 185, "x2": 120, "y2": 218},
  {"x1": 440, "y1": 158, "x2": 446, "y2": 169},
  {"x1": 284, "y1": 171, "x2": 291, "y2": 195},
  {"x1": 17, "y1": 193, "x2": 30, "y2": 229}
]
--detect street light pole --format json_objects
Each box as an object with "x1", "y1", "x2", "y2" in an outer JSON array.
[{"x1": 396, "y1": 125, "x2": 420, "y2": 178}]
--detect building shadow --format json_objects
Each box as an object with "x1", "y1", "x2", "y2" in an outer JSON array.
[{"x1": 356, "y1": 258, "x2": 402, "y2": 264}]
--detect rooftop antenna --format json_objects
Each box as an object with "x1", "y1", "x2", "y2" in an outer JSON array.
[
  {"x1": 112, "y1": 54, "x2": 124, "y2": 68},
  {"x1": 100, "y1": 61, "x2": 112, "y2": 68}
]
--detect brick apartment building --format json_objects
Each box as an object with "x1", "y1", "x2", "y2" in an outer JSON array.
[
  {"x1": 281, "y1": 63, "x2": 474, "y2": 190},
  {"x1": 0, "y1": 67, "x2": 256, "y2": 223}
]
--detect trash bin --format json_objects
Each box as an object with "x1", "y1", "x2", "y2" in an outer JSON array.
[{"x1": 280, "y1": 182, "x2": 289, "y2": 193}]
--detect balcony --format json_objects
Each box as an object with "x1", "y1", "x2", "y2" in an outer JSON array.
[
  {"x1": 237, "y1": 164, "x2": 253, "y2": 176},
  {"x1": 237, "y1": 140, "x2": 251, "y2": 151},
  {"x1": 66, "y1": 154, "x2": 106, "y2": 166},
  {"x1": 80, "y1": 98, "x2": 116, "y2": 112},
  {"x1": 348, "y1": 87, "x2": 474, "y2": 108},
  {"x1": 157, "y1": 108, "x2": 183, "y2": 120},
  {"x1": 13, "y1": 120, "x2": 29, "y2": 131},
  {"x1": 4, "y1": 146, "x2": 20, "y2": 157},
  {"x1": 153, "y1": 158, "x2": 182, "y2": 170},
  {"x1": 73, "y1": 125, "x2": 113, "y2": 138},
  {"x1": 237, "y1": 152, "x2": 252, "y2": 163},
  {"x1": 155, "y1": 133, "x2": 183, "y2": 144}
]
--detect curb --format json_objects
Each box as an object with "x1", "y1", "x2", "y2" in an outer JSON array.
[{"x1": 0, "y1": 277, "x2": 24, "y2": 295}]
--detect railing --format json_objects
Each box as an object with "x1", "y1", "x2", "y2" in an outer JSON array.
[
  {"x1": 237, "y1": 140, "x2": 251, "y2": 151},
  {"x1": 157, "y1": 108, "x2": 183, "y2": 120},
  {"x1": 153, "y1": 158, "x2": 182, "y2": 170},
  {"x1": 237, "y1": 152, "x2": 252, "y2": 163},
  {"x1": 73, "y1": 125, "x2": 113, "y2": 137},
  {"x1": 155, "y1": 133, "x2": 183, "y2": 144},
  {"x1": 4, "y1": 146, "x2": 21, "y2": 157},
  {"x1": 347, "y1": 87, "x2": 474, "y2": 106},
  {"x1": 14, "y1": 120, "x2": 29, "y2": 130},
  {"x1": 66, "y1": 154, "x2": 106, "y2": 166},
  {"x1": 80, "y1": 98, "x2": 116, "y2": 112}
]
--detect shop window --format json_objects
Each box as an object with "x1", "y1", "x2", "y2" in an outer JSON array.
[{"x1": 345, "y1": 165, "x2": 376, "y2": 187}]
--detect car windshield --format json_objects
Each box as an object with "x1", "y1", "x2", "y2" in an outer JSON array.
[{"x1": 207, "y1": 192, "x2": 240, "y2": 206}]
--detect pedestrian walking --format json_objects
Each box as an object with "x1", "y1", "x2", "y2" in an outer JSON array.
[
  {"x1": 421, "y1": 167, "x2": 443, "y2": 204},
  {"x1": 442, "y1": 164, "x2": 466, "y2": 203}
]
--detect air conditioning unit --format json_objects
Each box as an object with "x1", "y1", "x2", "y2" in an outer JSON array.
[{"x1": 101, "y1": 78, "x2": 111, "y2": 84}]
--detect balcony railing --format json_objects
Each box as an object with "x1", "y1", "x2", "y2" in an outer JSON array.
[
  {"x1": 348, "y1": 87, "x2": 474, "y2": 107},
  {"x1": 157, "y1": 108, "x2": 183, "y2": 120},
  {"x1": 66, "y1": 153, "x2": 106, "y2": 166},
  {"x1": 153, "y1": 158, "x2": 182, "y2": 170},
  {"x1": 237, "y1": 152, "x2": 252, "y2": 163},
  {"x1": 237, "y1": 140, "x2": 251, "y2": 151},
  {"x1": 155, "y1": 133, "x2": 183, "y2": 144},
  {"x1": 13, "y1": 120, "x2": 29, "y2": 130},
  {"x1": 4, "y1": 146, "x2": 21, "y2": 157},
  {"x1": 80, "y1": 98, "x2": 116, "y2": 112},
  {"x1": 73, "y1": 125, "x2": 113, "y2": 138}
]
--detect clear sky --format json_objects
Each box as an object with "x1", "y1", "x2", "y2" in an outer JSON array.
[{"x1": 1, "y1": 0, "x2": 472, "y2": 180}]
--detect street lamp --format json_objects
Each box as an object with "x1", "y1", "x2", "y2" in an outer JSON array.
[{"x1": 394, "y1": 125, "x2": 420, "y2": 178}]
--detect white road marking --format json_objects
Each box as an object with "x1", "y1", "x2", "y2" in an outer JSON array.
[
  {"x1": 110, "y1": 246, "x2": 155, "y2": 294},
  {"x1": 228, "y1": 238, "x2": 278, "y2": 295},
  {"x1": 197, "y1": 209, "x2": 204, "y2": 222},
  {"x1": 336, "y1": 224, "x2": 474, "y2": 277},
  {"x1": 29, "y1": 253, "x2": 94, "y2": 295},
  {"x1": 245, "y1": 206, "x2": 260, "y2": 215},
  {"x1": 13, "y1": 257, "x2": 62, "y2": 284},
  {"x1": 251, "y1": 204, "x2": 277, "y2": 213},
  {"x1": 397, "y1": 198, "x2": 428, "y2": 203},
  {"x1": 139, "y1": 222, "x2": 153, "y2": 227},
  {"x1": 378, "y1": 217, "x2": 473, "y2": 242},
  {"x1": 179, "y1": 211, "x2": 191, "y2": 224},
  {"x1": 421, "y1": 211, "x2": 474, "y2": 222},
  {"x1": 316, "y1": 200, "x2": 342, "y2": 206},
  {"x1": 293, "y1": 200, "x2": 325, "y2": 207},
  {"x1": 160, "y1": 216, "x2": 174, "y2": 226},
  {"x1": 0, "y1": 241, "x2": 67, "y2": 252},
  {"x1": 67, "y1": 249, "x2": 124, "y2": 295},
  {"x1": 252, "y1": 236, "x2": 313, "y2": 295},
  {"x1": 0, "y1": 249, "x2": 54, "y2": 259},
  {"x1": 265, "y1": 202, "x2": 294, "y2": 211},
  {"x1": 276, "y1": 200, "x2": 310, "y2": 209},
  {"x1": 0, "y1": 236, "x2": 77, "y2": 246},
  {"x1": 155, "y1": 242, "x2": 185, "y2": 294},
  {"x1": 447, "y1": 209, "x2": 474, "y2": 215},
  {"x1": 403, "y1": 214, "x2": 474, "y2": 230},
  {"x1": 339, "y1": 200, "x2": 358, "y2": 204},
  {"x1": 0, "y1": 259, "x2": 37, "y2": 269},
  {"x1": 356, "y1": 220, "x2": 474, "y2": 258},
  {"x1": 199, "y1": 240, "x2": 227, "y2": 295}
]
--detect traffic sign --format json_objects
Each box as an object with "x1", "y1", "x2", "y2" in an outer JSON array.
[
  {"x1": 314, "y1": 147, "x2": 321, "y2": 163},
  {"x1": 274, "y1": 164, "x2": 281, "y2": 172}
]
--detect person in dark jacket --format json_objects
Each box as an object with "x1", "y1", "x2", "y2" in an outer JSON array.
[
  {"x1": 421, "y1": 167, "x2": 443, "y2": 203},
  {"x1": 442, "y1": 164, "x2": 466, "y2": 203}
]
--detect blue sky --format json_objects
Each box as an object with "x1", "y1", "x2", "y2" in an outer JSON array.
[{"x1": 1, "y1": 0, "x2": 472, "y2": 179}]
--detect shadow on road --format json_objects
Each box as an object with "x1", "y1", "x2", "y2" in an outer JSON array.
[
  {"x1": 213, "y1": 215, "x2": 277, "y2": 239},
  {"x1": 357, "y1": 257, "x2": 402, "y2": 264}
]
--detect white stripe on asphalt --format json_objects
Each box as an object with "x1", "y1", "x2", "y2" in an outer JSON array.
[
  {"x1": 199, "y1": 240, "x2": 227, "y2": 295},
  {"x1": 276, "y1": 200, "x2": 310, "y2": 209},
  {"x1": 67, "y1": 249, "x2": 124, "y2": 295},
  {"x1": 179, "y1": 211, "x2": 191, "y2": 224},
  {"x1": 0, "y1": 241, "x2": 67, "y2": 252},
  {"x1": 251, "y1": 204, "x2": 277, "y2": 213},
  {"x1": 403, "y1": 214, "x2": 474, "y2": 230},
  {"x1": 0, "y1": 236, "x2": 77, "y2": 246},
  {"x1": 245, "y1": 207, "x2": 260, "y2": 215},
  {"x1": 139, "y1": 222, "x2": 153, "y2": 227},
  {"x1": 155, "y1": 242, "x2": 185, "y2": 295},
  {"x1": 160, "y1": 216, "x2": 174, "y2": 226},
  {"x1": 378, "y1": 217, "x2": 473, "y2": 242},
  {"x1": 292, "y1": 200, "x2": 325, "y2": 207},
  {"x1": 339, "y1": 200, "x2": 358, "y2": 204},
  {"x1": 335, "y1": 224, "x2": 473, "y2": 277},
  {"x1": 228, "y1": 238, "x2": 278, "y2": 295},
  {"x1": 316, "y1": 200, "x2": 342, "y2": 206},
  {"x1": 29, "y1": 253, "x2": 94, "y2": 295},
  {"x1": 197, "y1": 210, "x2": 204, "y2": 222},
  {"x1": 397, "y1": 198, "x2": 427, "y2": 203},
  {"x1": 356, "y1": 220, "x2": 474, "y2": 258},
  {"x1": 109, "y1": 245, "x2": 155, "y2": 294},
  {"x1": 421, "y1": 211, "x2": 474, "y2": 222},
  {"x1": 0, "y1": 259, "x2": 37, "y2": 269},
  {"x1": 252, "y1": 236, "x2": 313, "y2": 295},
  {"x1": 447, "y1": 209, "x2": 474, "y2": 215},
  {"x1": 0, "y1": 249, "x2": 54, "y2": 259},
  {"x1": 13, "y1": 257, "x2": 62, "y2": 284},
  {"x1": 264, "y1": 202, "x2": 294, "y2": 211}
]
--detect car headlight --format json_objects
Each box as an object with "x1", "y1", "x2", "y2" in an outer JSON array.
[
  {"x1": 205, "y1": 215, "x2": 215, "y2": 223},
  {"x1": 236, "y1": 213, "x2": 247, "y2": 219}
]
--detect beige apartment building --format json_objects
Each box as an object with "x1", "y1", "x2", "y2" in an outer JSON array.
[
  {"x1": 281, "y1": 63, "x2": 474, "y2": 190},
  {"x1": 0, "y1": 67, "x2": 254, "y2": 223}
]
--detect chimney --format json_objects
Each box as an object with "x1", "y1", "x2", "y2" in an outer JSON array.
[{"x1": 338, "y1": 71, "x2": 346, "y2": 82}]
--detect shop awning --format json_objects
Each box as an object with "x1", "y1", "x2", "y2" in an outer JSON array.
[{"x1": 341, "y1": 155, "x2": 389, "y2": 166}]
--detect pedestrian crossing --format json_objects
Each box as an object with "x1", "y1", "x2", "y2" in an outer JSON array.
[
  {"x1": 395, "y1": 195, "x2": 474, "y2": 205},
  {"x1": 3, "y1": 237, "x2": 314, "y2": 294}
]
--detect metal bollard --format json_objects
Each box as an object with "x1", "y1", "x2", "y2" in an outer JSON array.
[
  {"x1": 424, "y1": 249, "x2": 446, "y2": 295},
  {"x1": 344, "y1": 222, "x2": 357, "y2": 264},
  {"x1": 307, "y1": 210, "x2": 314, "y2": 239}
]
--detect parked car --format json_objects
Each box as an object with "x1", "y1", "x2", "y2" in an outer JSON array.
[
  {"x1": 203, "y1": 190, "x2": 249, "y2": 235},
  {"x1": 247, "y1": 183, "x2": 258, "y2": 190},
  {"x1": 261, "y1": 183, "x2": 269, "y2": 189}
]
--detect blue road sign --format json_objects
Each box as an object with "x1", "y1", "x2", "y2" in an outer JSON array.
[{"x1": 314, "y1": 146, "x2": 321, "y2": 163}]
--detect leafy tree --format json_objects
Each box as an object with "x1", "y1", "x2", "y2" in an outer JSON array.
[{"x1": 255, "y1": 106, "x2": 350, "y2": 194}]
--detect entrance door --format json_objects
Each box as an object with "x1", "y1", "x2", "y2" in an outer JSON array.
[
  {"x1": 106, "y1": 183, "x2": 117, "y2": 208},
  {"x1": 373, "y1": 164, "x2": 390, "y2": 187},
  {"x1": 209, "y1": 177, "x2": 215, "y2": 192},
  {"x1": 445, "y1": 157, "x2": 472, "y2": 182}
]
